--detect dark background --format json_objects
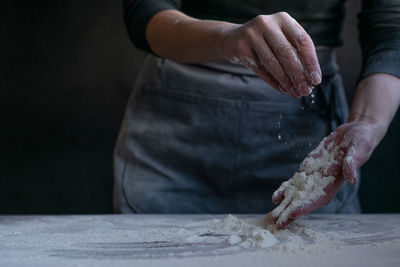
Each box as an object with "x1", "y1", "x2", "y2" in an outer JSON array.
[{"x1": 1, "y1": 0, "x2": 399, "y2": 214}]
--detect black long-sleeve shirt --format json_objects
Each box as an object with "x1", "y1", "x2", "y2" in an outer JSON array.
[{"x1": 123, "y1": 0, "x2": 400, "y2": 81}]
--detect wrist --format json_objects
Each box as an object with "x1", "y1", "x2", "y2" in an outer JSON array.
[
  {"x1": 347, "y1": 73, "x2": 400, "y2": 143},
  {"x1": 214, "y1": 22, "x2": 241, "y2": 62},
  {"x1": 348, "y1": 111, "x2": 383, "y2": 125},
  {"x1": 347, "y1": 113, "x2": 388, "y2": 149}
]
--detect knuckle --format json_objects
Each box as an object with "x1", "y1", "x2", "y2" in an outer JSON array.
[
  {"x1": 252, "y1": 15, "x2": 273, "y2": 30},
  {"x1": 252, "y1": 15, "x2": 274, "y2": 32},
  {"x1": 294, "y1": 75, "x2": 307, "y2": 86},
  {"x1": 295, "y1": 33, "x2": 312, "y2": 48},
  {"x1": 272, "y1": 69, "x2": 290, "y2": 84},
  {"x1": 276, "y1": 11, "x2": 290, "y2": 20},
  {"x1": 282, "y1": 78, "x2": 293, "y2": 88},
  {"x1": 275, "y1": 42, "x2": 291, "y2": 56},
  {"x1": 253, "y1": 14, "x2": 267, "y2": 25},
  {"x1": 290, "y1": 72, "x2": 303, "y2": 84},
  {"x1": 261, "y1": 55, "x2": 277, "y2": 68}
]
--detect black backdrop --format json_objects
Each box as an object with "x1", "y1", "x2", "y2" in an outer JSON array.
[{"x1": 1, "y1": 0, "x2": 399, "y2": 214}]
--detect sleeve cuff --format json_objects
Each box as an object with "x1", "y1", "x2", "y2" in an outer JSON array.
[
  {"x1": 360, "y1": 49, "x2": 400, "y2": 81},
  {"x1": 124, "y1": 0, "x2": 179, "y2": 54}
]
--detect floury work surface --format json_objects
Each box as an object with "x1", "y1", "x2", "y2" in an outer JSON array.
[{"x1": 0, "y1": 214, "x2": 399, "y2": 267}]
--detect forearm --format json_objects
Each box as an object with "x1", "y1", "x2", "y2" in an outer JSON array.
[
  {"x1": 271, "y1": 74, "x2": 400, "y2": 227},
  {"x1": 146, "y1": 10, "x2": 236, "y2": 62},
  {"x1": 146, "y1": 10, "x2": 321, "y2": 98},
  {"x1": 348, "y1": 73, "x2": 400, "y2": 145}
]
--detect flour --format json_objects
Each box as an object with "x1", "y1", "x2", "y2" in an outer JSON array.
[
  {"x1": 131, "y1": 214, "x2": 279, "y2": 249},
  {"x1": 344, "y1": 146, "x2": 355, "y2": 165},
  {"x1": 210, "y1": 214, "x2": 278, "y2": 248},
  {"x1": 207, "y1": 213, "x2": 338, "y2": 251},
  {"x1": 208, "y1": 213, "x2": 400, "y2": 253},
  {"x1": 271, "y1": 136, "x2": 339, "y2": 225},
  {"x1": 1, "y1": 214, "x2": 400, "y2": 267},
  {"x1": 204, "y1": 214, "x2": 326, "y2": 251},
  {"x1": 245, "y1": 57, "x2": 257, "y2": 67},
  {"x1": 230, "y1": 56, "x2": 240, "y2": 64}
]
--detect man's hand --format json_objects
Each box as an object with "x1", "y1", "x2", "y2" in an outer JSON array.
[
  {"x1": 330, "y1": 121, "x2": 377, "y2": 185},
  {"x1": 147, "y1": 10, "x2": 322, "y2": 97},
  {"x1": 271, "y1": 121, "x2": 378, "y2": 229},
  {"x1": 220, "y1": 12, "x2": 322, "y2": 97}
]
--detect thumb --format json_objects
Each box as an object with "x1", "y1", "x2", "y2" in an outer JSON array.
[
  {"x1": 342, "y1": 138, "x2": 373, "y2": 185},
  {"x1": 342, "y1": 146, "x2": 357, "y2": 185}
]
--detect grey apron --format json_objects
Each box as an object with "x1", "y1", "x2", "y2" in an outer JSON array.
[{"x1": 113, "y1": 47, "x2": 361, "y2": 214}]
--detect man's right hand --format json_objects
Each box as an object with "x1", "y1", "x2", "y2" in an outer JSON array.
[
  {"x1": 147, "y1": 10, "x2": 321, "y2": 98},
  {"x1": 220, "y1": 12, "x2": 322, "y2": 97}
]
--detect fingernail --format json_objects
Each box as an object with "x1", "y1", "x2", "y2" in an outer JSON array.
[
  {"x1": 299, "y1": 82, "x2": 312, "y2": 95},
  {"x1": 311, "y1": 71, "x2": 321, "y2": 85}
]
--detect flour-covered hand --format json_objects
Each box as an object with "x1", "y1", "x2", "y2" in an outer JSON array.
[
  {"x1": 220, "y1": 12, "x2": 321, "y2": 97},
  {"x1": 271, "y1": 121, "x2": 378, "y2": 229},
  {"x1": 330, "y1": 121, "x2": 378, "y2": 185}
]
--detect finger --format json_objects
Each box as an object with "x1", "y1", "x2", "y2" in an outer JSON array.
[
  {"x1": 289, "y1": 86, "x2": 301, "y2": 98},
  {"x1": 262, "y1": 28, "x2": 312, "y2": 96},
  {"x1": 339, "y1": 131, "x2": 365, "y2": 185},
  {"x1": 342, "y1": 138, "x2": 372, "y2": 185},
  {"x1": 274, "y1": 199, "x2": 296, "y2": 227},
  {"x1": 342, "y1": 146, "x2": 357, "y2": 185},
  {"x1": 241, "y1": 48, "x2": 282, "y2": 91},
  {"x1": 249, "y1": 62, "x2": 281, "y2": 91},
  {"x1": 279, "y1": 85, "x2": 290, "y2": 94},
  {"x1": 272, "y1": 186, "x2": 285, "y2": 204},
  {"x1": 271, "y1": 193, "x2": 292, "y2": 223},
  {"x1": 276, "y1": 217, "x2": 294, "y2": 230},
  {"x1": 248, "y1": 34, "x2": 294, "y2": 93},
  {"x1": 272, "y1": 181, "x2": 290, "y2": 204},
  {"x1": 281, "y1": 16, "x2": 322, "y2": 85}
]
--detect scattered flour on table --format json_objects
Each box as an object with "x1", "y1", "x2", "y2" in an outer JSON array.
[
  {"x1": 1, "y1": 214, "x2": 400, "y2": 265},
  {"x1": 209, "y1": 214, "x2": 278, "y2": 248},
  {"x1": 204, "y1": 214, "x2": 352, "y2": 253},
  {"x1": 271, "y1": 136, "x2": 339, "y2": 225}
]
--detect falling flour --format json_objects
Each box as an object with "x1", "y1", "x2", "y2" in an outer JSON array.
[{"x1": 271, "y1": 136, "x2": 339, "y2": 225}]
